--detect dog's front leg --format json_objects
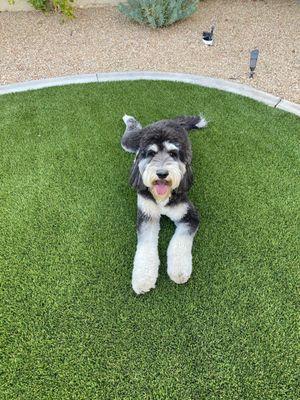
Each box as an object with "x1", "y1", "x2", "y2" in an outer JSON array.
[
  {"x1": 167, "y1": 204, "x2": 199, "y2": 284},
  {"x1": 132, "y1": 210, "x2": 161, "y2": 295}
]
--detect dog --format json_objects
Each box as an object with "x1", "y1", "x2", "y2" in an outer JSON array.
[{"x1": 121, "y1": 114, "x2": 207, "y2": 294}]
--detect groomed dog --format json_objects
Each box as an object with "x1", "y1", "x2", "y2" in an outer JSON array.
[{"x1": 121, "y1": 115, "x2": 207, "y2": 294}]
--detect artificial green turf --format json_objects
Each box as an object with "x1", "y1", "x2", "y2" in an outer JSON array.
[{"x1": 0, "y1": 81, "x2": 299, "y2": 399}]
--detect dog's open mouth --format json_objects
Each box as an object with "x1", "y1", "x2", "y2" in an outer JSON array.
[{"x1": 153, "y1": 179, "x2": 171, "y2": 197}]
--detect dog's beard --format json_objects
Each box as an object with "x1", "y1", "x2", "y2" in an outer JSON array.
[{"x1": 141, "y1": 161, "x2": 186, "y2": 201}]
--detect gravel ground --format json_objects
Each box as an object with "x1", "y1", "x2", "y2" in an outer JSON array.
[{"x1": 0, "y1": 0, "x2": 299, "y2": 103}]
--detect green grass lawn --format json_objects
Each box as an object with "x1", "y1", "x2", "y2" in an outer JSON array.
[{"x1": 0, "y1": 81, "x2": 299, "y2": 399}]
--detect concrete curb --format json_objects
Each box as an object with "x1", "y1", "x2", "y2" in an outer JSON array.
[
  {"x1": 276, "y1": 99, "x2": 300, "y2": 116},
  {"x1": 1, "y1": 71, "x2": 299, "y2": 117},
  {"x1": 0, "y1": 74, "x2": 97, "y2": 94}
]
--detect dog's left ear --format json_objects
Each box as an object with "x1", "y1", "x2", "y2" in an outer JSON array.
[
  {"x1": 177, "y1": 163, "x2": 193, "y2": 193},
  {"x1": 129, "y1": 153, "x2": 147, "y2": 191}
]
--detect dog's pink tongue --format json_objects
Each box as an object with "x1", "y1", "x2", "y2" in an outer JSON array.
[{"x1": 155, "y1": 181, "x2": 169, "y2": 196}]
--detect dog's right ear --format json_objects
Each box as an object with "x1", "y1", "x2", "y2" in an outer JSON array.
[{"x1": 129, "y1": 152, "x2": 147, "y2": 191}]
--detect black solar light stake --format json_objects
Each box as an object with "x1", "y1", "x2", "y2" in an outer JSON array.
[
  {"x1": 249, "y1": 49, "x2": 259, "y2": 78},
  {"x1": 202, "y1": 23, "x2": 215, "y2": 46}
]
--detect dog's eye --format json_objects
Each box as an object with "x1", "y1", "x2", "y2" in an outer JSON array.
[
  {"x1": 147, "y1": 150, "x2": 156, "y2": 158},
  {"x1": 168, "y1": 150, "x2": 178, "y2": 158}
]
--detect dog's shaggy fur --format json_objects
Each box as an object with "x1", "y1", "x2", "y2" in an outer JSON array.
[{"x1": 121, "y1": 114, "x2": 207, "y2": 294}]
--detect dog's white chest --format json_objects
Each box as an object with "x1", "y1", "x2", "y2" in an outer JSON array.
[
  {"x1": 138, "y1": 194, "x2": 188, "y2": 222},
  {"x1": 160, "y1": 202, "x2": 188, "y2": 221}
]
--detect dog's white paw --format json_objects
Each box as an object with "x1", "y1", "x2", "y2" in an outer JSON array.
[
  {"x1": 167, "y1": 246, "x2": 192, "y2": 285},
  {"x1": 168, "y1": 270, "x2": 191, "y2": 284},
  {"x1": 168, "y1": 259, "x2": 192, "y2": 284},
  {"x1": 132, "y1": 274, "x2": 157, "y2": 295}
]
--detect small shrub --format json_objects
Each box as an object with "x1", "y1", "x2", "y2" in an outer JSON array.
[
  {"x1": 51, "y1": 0, "x2": 75, "y2": 17},
  {"x1": 8, "y1": 0, "x2": 74, "y2": 18},
  {"x1": 27, "y1": 0, "x2": 50, "y2": 11},
  {"x1": 118, "y1": 0, "x2": 199, "y2": 28}
]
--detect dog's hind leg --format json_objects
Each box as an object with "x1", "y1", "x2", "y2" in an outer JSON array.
[{"x1": 121, "y1": 115, "x2": 143, "y2": 153}]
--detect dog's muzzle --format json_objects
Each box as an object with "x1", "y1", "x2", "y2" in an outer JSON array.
[
  {"x1": 153, "y1": 170, "x2": 170, "y2": 197},
  {"x1": 153, "y1": 179, "x2": 171, "y2": 197}
]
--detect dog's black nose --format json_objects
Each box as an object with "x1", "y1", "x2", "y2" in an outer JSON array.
[{"x1": 157, "y1": 170, "x2": 169, "y2": 179}]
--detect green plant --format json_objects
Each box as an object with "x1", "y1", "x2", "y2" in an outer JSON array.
[
  {"x1": 52, "y1": 0, "x2": 75, "y2": 17},
  {"x1": 8, "y1": 0, "x2": 74, "y2": 18},
  {"x1": 28, "y1": 0, "x2": 49, "y2": 11},
  {"x1": 118, "y1": 0, "x2": 199, "y2": 28}
]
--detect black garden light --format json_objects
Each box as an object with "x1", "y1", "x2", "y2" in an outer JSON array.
[{"x1": 249, "y1": 49, "x2": 259, "y2": 78}]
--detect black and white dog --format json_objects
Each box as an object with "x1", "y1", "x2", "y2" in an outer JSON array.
[{"x1": 121, "y1": 114, "x2": 207, "y2": 294}]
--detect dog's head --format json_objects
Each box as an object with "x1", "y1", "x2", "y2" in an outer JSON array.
[{"x1": 130, "y1": 123, "x2": 193, "y2": 201}]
